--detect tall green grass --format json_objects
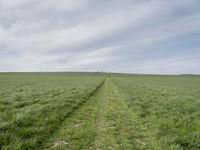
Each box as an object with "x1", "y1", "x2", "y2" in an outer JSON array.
[
  {"x1": 0, "y1": 72, "x2": 105, "y2": 150},
  {"x1": 111, "y1": 74, "x2": 200, "y2": 150}
]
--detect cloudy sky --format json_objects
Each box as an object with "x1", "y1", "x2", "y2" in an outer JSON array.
[{"x1": 0, "y1": 0, "x2": 200, "y2": 74}]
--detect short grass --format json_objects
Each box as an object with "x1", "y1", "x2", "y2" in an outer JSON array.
[{"x1": 0, "y1": 72, "x2": 200, "y2": 150}]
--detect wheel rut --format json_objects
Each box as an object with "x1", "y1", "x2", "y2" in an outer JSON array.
[{"x1": 42, "y1": 78, "x2": 147, "y2": 150}]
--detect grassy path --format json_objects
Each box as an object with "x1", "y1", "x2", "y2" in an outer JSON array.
[{"x1": 42, "y1": 79, "x2": 149, "y2": 150}]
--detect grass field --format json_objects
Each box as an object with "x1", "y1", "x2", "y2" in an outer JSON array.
[{"x1": 0, "y1": 73, "x2": 200, "y2": 150}]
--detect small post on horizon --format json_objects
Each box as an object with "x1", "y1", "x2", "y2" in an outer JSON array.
[{"x1": 99, "y1": 69, "x2": 108, "y2": 79}]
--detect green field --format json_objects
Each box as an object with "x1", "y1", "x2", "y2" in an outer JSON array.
[{"x1": 0, "y1": 73, "x2": 200, "y2": 150}]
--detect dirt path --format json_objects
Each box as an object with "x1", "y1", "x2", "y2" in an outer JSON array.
[{"x1": 42, "y1": 79, "x2": 147, "y2": 150}]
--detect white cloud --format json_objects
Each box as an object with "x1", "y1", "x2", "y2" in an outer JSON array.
[{"x1": 0, "y1": 0, "x2": 200, "y2": 73}]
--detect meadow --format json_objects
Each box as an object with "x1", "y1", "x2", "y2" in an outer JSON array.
[
  {"x1": 0, "y1": 73, "x2": 105, "y2": 149},
  {"x1": 0, "y1": 72, "x2": 200, "y2": 150},
  {"x1": 110, "y1": 74, "x2": 200, "y2": 150}
]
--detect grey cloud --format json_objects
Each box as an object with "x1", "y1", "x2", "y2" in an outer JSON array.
[{"x1": 0, "y1": 0, "x2": 200, "y2": 73}]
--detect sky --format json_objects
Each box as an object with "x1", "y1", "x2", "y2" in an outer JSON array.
[{"x1": 0, "y1": 0, "x2": 200, "y2": 74}]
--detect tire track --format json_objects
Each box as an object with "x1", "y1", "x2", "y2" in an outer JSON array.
[{"x1": 42, "y1": 78, "x2": 150, "y2": 150}]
